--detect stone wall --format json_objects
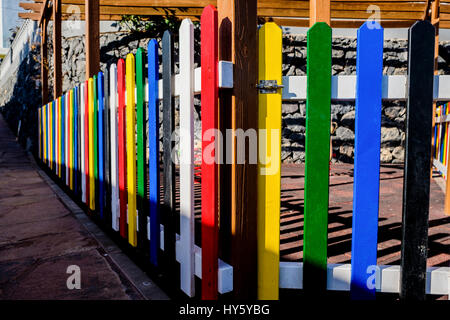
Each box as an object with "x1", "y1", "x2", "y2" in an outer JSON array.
[{"x1": 2, "y1": 29, "x2": 450, "y2": 163}]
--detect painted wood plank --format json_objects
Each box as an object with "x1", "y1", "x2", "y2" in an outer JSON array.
[
  {"x1": 61, "y1": 95, "x2": 66, "y2": 184},
  {"x1": 44, "y1": 105, "x2": 47, "y2": 164},
  {"x1": 83, "y1": 80, "x2": 90, "y2": 207},
  {"x1": 201, "y1": 5, "x2": 219, "y2": 300},
  {"x1": 93, "y1": 75, "x2": 99, "y2": 209},
  {"x1": 65, "y1": 93, "x2": 70, "y2": 186},
  {"x1": 88, "y1": 78, "x2": 96, "y2": 211},
  {"x1": 104, "y1": 69, "x2": 111, "y2": 226},
  {"x1": 80, "y1": 83, "x2": 86, "y2": 203},
  {"x1": 162, "y1": 30, "x2": 177, "y2": 281},
  {"x1": 98, "y1": 72, "x2": 105, "y2": 219},
  {"x1": 148, "y1": 39, "x2": 160, "y2": 266},
  {"x1": 179, "y1": 18, "x2": 195, "y2": 298},
  {"x1": 400, "y1": 20, "x2": 435, "y2": 301},
  {"x1": 55, "y1": 99, "x2": 59, "y2": 176},
  {"x1": 59, "y1": 97, "x2": 63, "y2": 178},
  {"x1": 126, "y1": 54, "x2": 138, "y2": 247},
  {"x1": 303, "y1": 22, "x2": 332, "y2": 294},
  {"x1": 117, "y1": 59, "x2": 128, "y2": 239},
  {"x1": 136, "y1": 48, "x2": 148, "y2": 249},
  {"x1": 70, "y1": 89, "x2": 75, "y2": 191},
  {"x1": 49, "y1": 100, "x2": 53, "y2": 170},
  {"x1": 38, "y1": 108, "x2": 42, "y2": 160},
  {"x1": 350, "y1": 22, "x2": 384, "y2": 300},
  {"x1": 257, "y1": 22, "x2": 282, "y2": 300},
  {"x1": 68, "y1": 90, "x2": 73, "y2": 189},
  {"x1": 70, "y1": 90, "x2": 75, "y2": 191},
  {"x1": 50, "y1": 101, "x2": 54, "y2": 170},
  {"x1": 74, "y1": 86, "x2": 79, "y2": 196},
  {"x1": 109, "y1": 64, "x2": 120, "y2": 232}
]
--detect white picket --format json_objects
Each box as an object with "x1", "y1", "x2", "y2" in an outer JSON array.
[
  {"x1": 80, "y1": 84, "x2": 86, "y2": 203},
  {"x1": 110, "y1": 64, "x2": 120, "y2": 231},
  {"x1": 179, "y1": 18, "x2": 195, "y2": 298}
]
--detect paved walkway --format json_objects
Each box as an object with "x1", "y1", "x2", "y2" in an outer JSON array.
[{"x1": 0, "y1": 115, "x2": 167, "y2": 300}]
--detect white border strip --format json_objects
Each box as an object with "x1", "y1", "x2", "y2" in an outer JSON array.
[
  {"x1": 156, "y1": 225, "x2": 233, "y2": 294},
  {"x1": 280, "y1": 262, "x2": 450, "y2": 297},
  {"x1": 435, "y1": 114, "x2": 450, "y2": 124},
  {"x1": 433, "y1": 158, "x2": 447, "y2": 176}
]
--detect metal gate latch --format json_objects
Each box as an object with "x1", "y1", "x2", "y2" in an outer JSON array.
[{"x1": 256, "y1": 80, "x2": 284, "y2": 94}]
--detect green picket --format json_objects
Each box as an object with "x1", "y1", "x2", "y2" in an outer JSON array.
[
  {"x1": 303, "y1": 22, "x2": 332, "y2": 293},
  {"x1": 136, "y1": 48, "x2": 147, "y2": 247}
]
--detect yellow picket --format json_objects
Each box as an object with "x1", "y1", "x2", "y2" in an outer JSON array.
[
  {"x1": 257, "y1": 22, "x2": 282, "y2": 300},
  {"x1": 88, "y1": 78, "x2": 96, "y2": 210},
  {"x1": 126, "y1": 53, "x2": 137, "y2": 247}
]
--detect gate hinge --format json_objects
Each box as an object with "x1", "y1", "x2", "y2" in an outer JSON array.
[{"x1": 256, "y1": 80, "x2": 284, "y2": 94}]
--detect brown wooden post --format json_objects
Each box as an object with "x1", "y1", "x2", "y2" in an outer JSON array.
[
  {"x1": 85, "y1": 0, "x2": 100, "y2": 79},
  {"x1": 53, "y1": 0, "x2": 62, "y2": 98},
  {"x1": 432, "y1": 0, "x2": 450, "y2": 216},
  {"x1": 217, "y1": 0, "x2": 258, "y2": 299},
  {"x1": 310, "y1": 0, "x2": 331, "y2": 26},
  {"x1": 40, "y1": 17, "x2": 48, "y2": 105}
]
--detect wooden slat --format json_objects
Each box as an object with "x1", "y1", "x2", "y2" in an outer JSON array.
[
  {"x1": 350, "y1": 21, "x2": 383, "y2": 300},
  {"x1": 148, "y1": 39, "x2": 160, "y2": 266},
  {"x1": 179, "y1": 18, "x2": 195, "y2": 298},
  {"x1": 109, "y1": 64, "x2": 120, "y2": 231},
  {"x1": 400, "y1": 20, "x2": 435, "y2": 301},
  {"x1": 136, "y1": 48, "x2": 147, "y2": 249},
  {"x1": 74, "y1": 86, "x2": 79, "y2": 196},
  {"x1": 98, "y1": 73, "x2": 105, "y2": 218},
  {"x1": 117, "y1": 59, "x2": 128, "y2": 239},
  {"x1": 217, "y1": 0, "x2": 259, "y2": 300},
  {"x1": 83, "y1": 80, "x2": 89, "y2": 206},
  {"x1": 93, "y1": 75, "x2": 99, "y2": 205},
  {"x1": 88, "y1": 79, "x2": 96, "y2": 210},
  {"x1": 80, "y1": 84, "x2": 86, "y2": 203},
  {"x1": 126, "y1": 54, "x2": 138, "y2": 247},
  {"x1": 303, "y1": 22, "x2": 332, "y2": 294},
  {"x1": 257, "y1": 22, "x2": 282, "y2": 300},
  {"x1": 103, "y1": 67, "x2": 111, "y2": 225},
  {"x1": 201, "y1": 5, "x2": 219, "y2": 300},
  {"x1": 162, "y1": 30, "x2": 177, "y2": 286}
]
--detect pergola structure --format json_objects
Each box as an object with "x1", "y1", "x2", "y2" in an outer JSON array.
[
  {"x1": 19, "y1": 0, "x2": 445, "y2": 105},
  {"x1": 18, "y1": 0, "x2": 447, "y2": 299}
]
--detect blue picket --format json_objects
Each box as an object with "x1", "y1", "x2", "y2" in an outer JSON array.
[
  {"x1": 350, "y1": 21, "x2": 384, "y2": 300},
  {"x1": 98, "y1": 73, "x2": 105, "y2": 219},
  {"x1": 148, "y1": 39, "x2": 160, "y2": 266},
  {"x1": 61, "y1": 95, "x2": 65, "y2": 182}
]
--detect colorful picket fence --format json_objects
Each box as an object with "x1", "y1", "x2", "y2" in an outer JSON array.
[
  {"x1": 37, "y1": 5, "x2": 450, "y2": 300},
  {"x1": 433, "y1": 103, "x2": 450, "y2": 177}
]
